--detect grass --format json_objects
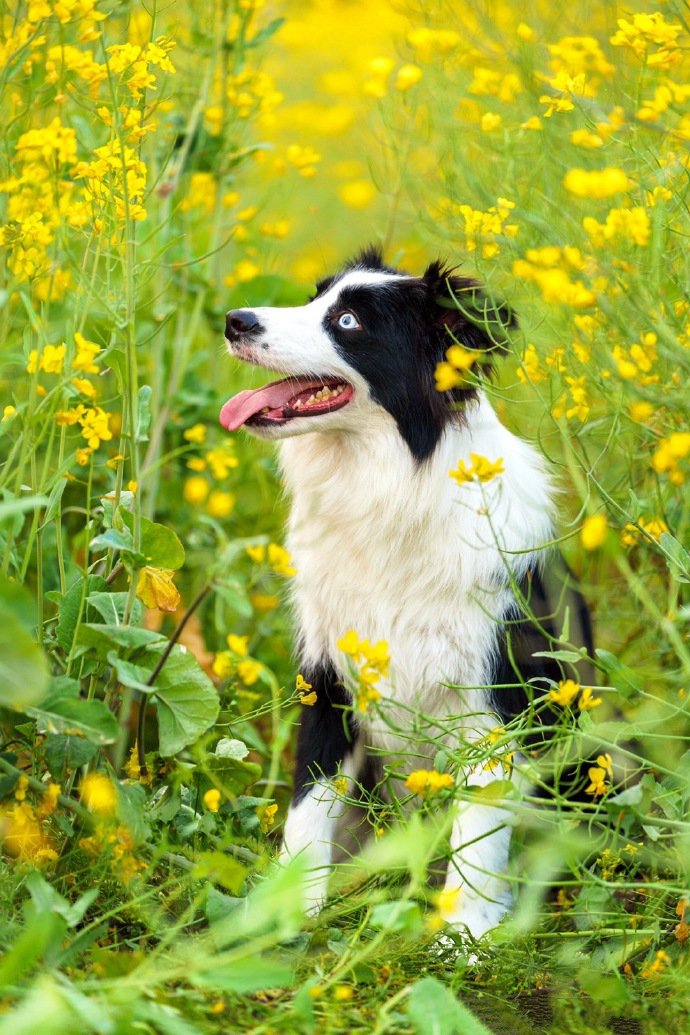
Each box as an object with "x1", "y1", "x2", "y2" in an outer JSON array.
[{"x1": 0, "y1": 0, "x2": 689, "y2": 1031}]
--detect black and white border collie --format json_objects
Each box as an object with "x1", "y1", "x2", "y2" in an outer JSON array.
[{"x1": 220, "y1": 247, "x2": 589, "y2": 942}]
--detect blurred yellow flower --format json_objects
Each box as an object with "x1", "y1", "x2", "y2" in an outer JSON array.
[
  {"x1": 395, "y1": 64, "x2": 423, "y2": 91},
  {"x1": 237, "y1": 658, "x2": 263, "y2": 685},
  {"x1": 405, "y1": 769, "x2": 454, "y2": 795},
  {"x1": 183, "y1": 476, "x2": 209, "y2": 505},
  {"x1": 184, "y1": 423, "x2": 207, "y2": 444},
  {"x1": 581, "y1": 514, "x2": 608, "y2": 550},
  {"x1": 226, "y1": 634, "x2": 249, "y2": 656},
  {"x1": 81, "y1": 773, "x2": 117, "y2": 816},
  {"x1": 203, "y1": 789, "x2": 221, "y2": 813},
  {"x1": 207, "y1": 490, "x2": 235, "y2": 518},
  {"x1": 339, "y1": 179, "x2": 376, "y2": 208}
]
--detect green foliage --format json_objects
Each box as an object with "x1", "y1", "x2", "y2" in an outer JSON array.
[{"x1": 0, "y1": 0, "x2": 689, "y2": 1031}]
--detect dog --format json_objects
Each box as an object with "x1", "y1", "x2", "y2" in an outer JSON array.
[{"x1": 220, "y1": 247, "x2": 593, "y2": 941}]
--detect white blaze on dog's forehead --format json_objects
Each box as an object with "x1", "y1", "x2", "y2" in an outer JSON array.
[{"x1": 314, "y1": 268, "x2": 410, "y2": 310}]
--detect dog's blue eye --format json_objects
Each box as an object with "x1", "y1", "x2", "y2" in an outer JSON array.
[{"x1": 337, "y1": 312, "x2": 360, "y2": 330}]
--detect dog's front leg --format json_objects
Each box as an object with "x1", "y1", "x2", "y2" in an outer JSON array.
[
  {"x1": 440, "y1": 760, "x2": 513, "y2": 942},
  {"x1": 281, "y1": 662, "x2": 359, "y2": 915}
]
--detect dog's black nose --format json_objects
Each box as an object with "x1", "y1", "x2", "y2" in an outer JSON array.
[{"x1": 225, "y1": 309, "x2": 261, "y2": 341}]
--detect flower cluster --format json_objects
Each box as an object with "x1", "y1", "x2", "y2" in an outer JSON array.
[
  {"x1": 449, "y1": 453, "x2": 504, "y2": 485},
  {"x1": 337, "y1": 629, "x2": 389, "y2": 713},
  {"x1": 549, "y1": 679, "x2": 601, "y2": 710},
  {"x1": 404, "y1": 769, "x2": 454, "y2": 796}
]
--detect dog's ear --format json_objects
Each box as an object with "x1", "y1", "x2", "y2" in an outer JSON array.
[{"x1": 423, "y1": 260, "x2": 516, "y2": 357}]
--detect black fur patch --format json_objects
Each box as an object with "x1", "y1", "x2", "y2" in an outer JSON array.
[
  {"x1": 319, "y1": 248, "x2": 516, "y2": 462},
  {"x1": 491, "y1": 562, "x2": 595, "y2": 727},
  {"x1": 292, "y1": 660, "x2": 357, "y2": 803}
]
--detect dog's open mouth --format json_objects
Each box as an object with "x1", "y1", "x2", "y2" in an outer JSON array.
[{"x1": 219, "y1": 376, "x2": 354, "y2": 431}]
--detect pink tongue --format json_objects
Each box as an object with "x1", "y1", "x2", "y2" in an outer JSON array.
[{"x1": 219, "y1": 377, "x2": 321, "y2": 431}]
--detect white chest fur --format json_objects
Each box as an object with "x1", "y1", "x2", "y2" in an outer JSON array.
[{"x1": 279, "y1": 394, "x2": 554, "y2": 751}]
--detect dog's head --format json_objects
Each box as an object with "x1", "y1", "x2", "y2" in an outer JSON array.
[{"x1": 220, "y1": 246, "x2": 514, "y2": 461}]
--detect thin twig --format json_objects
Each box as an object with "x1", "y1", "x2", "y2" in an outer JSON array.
[{"x1": 136, "y1": 583, "x2": 212, "y2": 775}]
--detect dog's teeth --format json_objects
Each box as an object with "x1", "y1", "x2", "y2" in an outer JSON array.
[
  {"x1": 260, "y1": 407, "x2": 269, "y2": 414},
  {"x1": 307, "y1": 394, "x2": 316, "y2": 404}
]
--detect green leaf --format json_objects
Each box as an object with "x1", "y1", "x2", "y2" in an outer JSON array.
[
  {"x1": 532, "y1": 649, "x2": 585, "y2": 663},
  {"x1": 192, "y1": 851, "x2": 247, "y2": 892},
  {"x1": 659, "y1": 531, "x2": 690, "y2": 583},
  {"x1": 78, "y1": 623, "x2": 165, "y2": 655},
  {"x1": 39, "y1": 478, "x2": 68, "y2": 528},
  {"x1": 45, "y1": 733, "x2": 97, "y2": 779},
  {"x1": 56, "y1": 575, "x2": 108, "y2": 653},
  {"x1": 192, "y1": 955, "x2": 294, "y2": 994},
  {"x1": 89, "y1": 527, "x2": 136, "y2": 554},
  {"x1": 0, "y1": 579, "x2": 50, "y2": 709},
  {"x1": 107, "y1": 651, "x2": 154, "y2": 693},
  {"x1": 26, "y1": 872, "x2": 99, "y2": 928},
  {"x1": 206, "y1": 754, "x2": 262, "y2": 794},
  {"x1": 147, "y1": 643, "x2": 219, "y2": 756},
  {"x1": 120, "y1": 509, "x2": 185, "y2": 570},
  {"x1": 594, "y1": 649, "x2": 642, "y2": 698},
  {"x1": 136, "y1": 384, "x2": 153, "y2": 442},
  {"x1": 369, "y1": 900, "x2": 422, "y2": 934},
  {"x1": 0, "y1": 572, "x2": 38, "y2": 631},
  {"x1": 0, "y1": 494, "x2": 49, "y2": 524},
  {"x1": 27, "y1": 677, "x2": 118, "y2": 745},
  {"x1": 407, "y1": 977, "x2": 493, "y2": 1035},
  {"x1": 87, "y1": 591, "x2": 143, "y2": 626}
]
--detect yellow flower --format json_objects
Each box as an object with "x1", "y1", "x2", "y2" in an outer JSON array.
[
  {"x1": 334, "y1": 776, "x2": 348, "y2": 795},
  {"x1": 517, "y1": 343, "x2": 546, "y2": 384},
  {"x1": 629, "y1": 401, "x2": 653, "y2": 422},
  {"x1": 481, "y1": 112, "x2": 502, "y2": 132},
  {"x1": 72, "y1": 378, "x2": 97, "y2": 399},
  {"x1": 339, "y1": 179, "x2": 376, "y2": 208},
  {"x1": 75, "y1": 448, "x2": 92, "y2": 466},
  {"x1": 78, "y1": 407, "x2": 113, "y2": 450},
  {"x1": 585, "y1": 756, "x2": 612, "y2": 798},
  {"x1": 517, "y1": 22, "x2": 534, "y2": 42},
  {"x1": 136, "y1": 567, "x2": 180, "y2": 612},
  {"x1": 295, "y1": 673, "x2": 312, "y2": 693},
  {"x1": 27, "y1": 343, "x2": 67, "y2": 375},
  {"x1": 203, "y1": 789, "x2": 221, "y2": 813},
  {"x1": 246, "y1": 544, "x2": 266, "y2": 564},
  {"x1": 212, "y1": 652, "x2": 233, "y2": 679},
  {"x1": 300, "y1": 691, "x2": 318, "y2": 706},
  {"x1": 225, "y1": 634, "x2": 248, "y2": 656},
  {"x1": 81, "y1": 773, "x2": 117, "y2": 816},
  {"x1": 333, "y1": 985, "x2": 354, "y2": 1001},
  {"x1": 207, "y1": 490, "x2": 235, "y2": 518},
  {"x1": 621, "y1": 517, "x2": 669, "y2": 546},
  {"x1": 449, "y1": 453, "x2": 504, "y2": 485},
  {"x1": 72, "y1": 332, "x2": 101, "y2": 374},
  {"x1": 581, "y1": 514, "x2": 608, "y2": 550},
  {"x1": 563, "y1": 167, "x2": 631, "y2": 199},
  {"x1": 395, "y1": 64, "x2": 423, "y2": 91},
  {"x1": 205, "y1": 445, "x2": 238, "y2": 479},
  {"x1": 184, "y1": 423, "x2": 207, "y2": 444},
  {"x1": 549, "y1": 678, "x2": 580, "y2": 707},
  {"x1": 579, "y1": 686, "x2": 602, "y2": 710},
  {"x1": 267, "y1": 543, "x2": 296, "y2": 576},
  {"x1": 237, "y1": 659, "x2": 262, "y2": 686},
  {"x1": 405, "y1": 770, "x2": 454, "y2": 796},
  {"x1": 258, "y1": 802, "x2": 278, "y2": 832},
  {"x1": 2, "y1": 405, "x2": 16, "y2": 421},
  {"x1": 183, "y1": 476, "x2": 209, "y2": 505}
]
